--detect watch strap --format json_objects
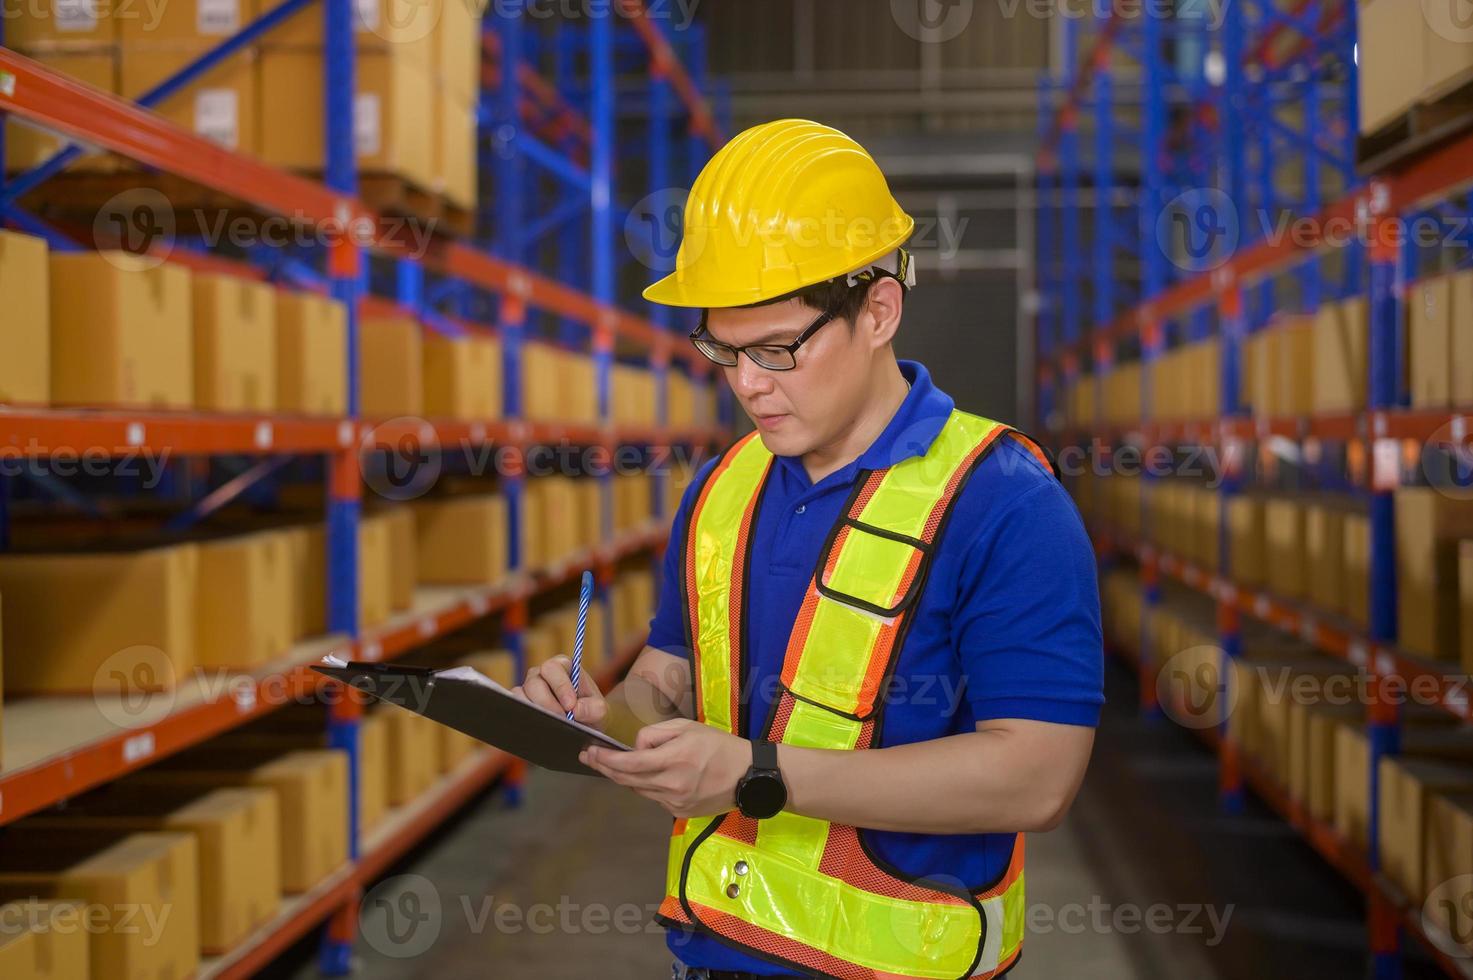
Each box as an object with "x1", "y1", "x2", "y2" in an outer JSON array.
[{"x1": 752, "y1": 738, "x2": 778, "y2": 773}]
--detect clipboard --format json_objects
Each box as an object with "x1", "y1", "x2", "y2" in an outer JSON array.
[{"x1": 311, "y1": 659, "x2": 631, "y2": 777}]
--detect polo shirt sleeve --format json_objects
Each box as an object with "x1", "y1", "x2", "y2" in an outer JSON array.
[
  {"x1": 952, "y1": 467, "x2": 1104, "y2": 728},
  {"x1": 646, "y1": 456, "x2": 721, "y2": 659}
]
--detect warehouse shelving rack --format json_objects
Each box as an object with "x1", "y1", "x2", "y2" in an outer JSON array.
[
  {"x1": 1037, "y1": 4, "x2": 1473, "y2": 977},
  {"x1": 0, "y1": 1, "x2": 728, "y2": 972}
]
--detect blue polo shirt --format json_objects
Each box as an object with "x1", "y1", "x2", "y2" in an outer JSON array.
[{"x1": 649, "y1": 360, "x2": 1103, "y2": 975}]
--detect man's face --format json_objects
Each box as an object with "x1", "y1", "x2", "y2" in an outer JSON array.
[{"x1": 705, "y1": 298, "x2": 871, "y2": 458}]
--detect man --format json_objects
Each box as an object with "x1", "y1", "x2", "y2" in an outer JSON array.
[{"x1": 516, "y1": 119, "x2": 1103, "y2": 980}]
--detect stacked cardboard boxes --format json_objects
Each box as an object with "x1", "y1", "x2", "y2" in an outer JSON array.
[
  {"x1": 260, "y1": 0, "x2": 436, "y2": 189},
  {"x1": 414, "y1": 494, "x2": 509, "y2": 585},
  {"x1": 50, "y1": 253, "x2": 194, "y2": 409},
  {"x1": 612, "y1": 364, "x2": 659, "y2": 427},
  {"x1": 0, "y1": 900, "x2": 90, "y2": 978},
  {"x1": 1395, "y1": 489, "x2": 1473, "y2": 661},
  {"x1": 1359, "y1": 0, "x2": 1473, "y2": 134},
  {"x1": 423, "y1": 333, "x2": 502, "y2": 421},
  {"x1": 193, "y1": 273, "x2": 278, "y2": 412},
  {"x1": 276, "y1": 291, "x2": 348, "y2": 415},
  {"x1": 523, "y1": 343, "x2": 599, "y2": 424},
  {"x1": 0, "y1": 232, "x2": 51, "y2": 407},
  {"x1": 1312, "y1": 297, "x2": 1368, "y2": 414}
]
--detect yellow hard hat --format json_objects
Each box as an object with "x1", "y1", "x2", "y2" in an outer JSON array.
[{"x1": 642, "y1": 119, "x2": 915, "y2": 309}]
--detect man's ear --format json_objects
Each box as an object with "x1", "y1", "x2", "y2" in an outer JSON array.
[{"x1": 860, "y1": 277, "x2": 904, "y2": 350}]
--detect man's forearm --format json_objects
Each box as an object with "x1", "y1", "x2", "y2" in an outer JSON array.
[{"x1": 777, "y1": 724, "x2": 1093, "y2": 835}]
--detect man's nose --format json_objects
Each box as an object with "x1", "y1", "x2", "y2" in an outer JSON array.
[{"x1": 729, "y1": 355, "x2": 775, "y2": 397}]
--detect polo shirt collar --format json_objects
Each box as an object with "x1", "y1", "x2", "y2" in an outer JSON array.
[{"x1": 773, "y1": 360, "x2": 954, "y2": 488}]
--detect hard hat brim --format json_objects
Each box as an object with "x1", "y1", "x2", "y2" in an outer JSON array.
[{"x1": 640, "y1": 221, "x2": 916, "y2": 310}]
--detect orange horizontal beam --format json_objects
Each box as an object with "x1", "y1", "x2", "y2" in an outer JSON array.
[
  {"x1": 0, "y1": 49, "x2": 364, "y2": 226},
  {"x1": 0, "y1": 410, "x2": 354, "y2": 457}
]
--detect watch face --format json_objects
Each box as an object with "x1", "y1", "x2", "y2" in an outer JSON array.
[{"x1": 738, "y1": 772, "x2": 787, "y2": 819}]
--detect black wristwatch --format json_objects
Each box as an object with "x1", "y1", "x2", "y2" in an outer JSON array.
[{"x1": 734, "y1": 739, "x2": 787, "y2": 819}]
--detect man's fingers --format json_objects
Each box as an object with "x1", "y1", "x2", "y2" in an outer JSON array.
[
  {"x1": 635, "y1": 720, "x2": 689, "y2": 750},
  {"x1": 584, "y1": 744, "x2": 672, "y2": 775},
  {"x1": 537, "y1": 658, "x2": 579, "y2": 712},
  {"x1": 519, "y1": 670, "x2": 564, "y2": 715}
]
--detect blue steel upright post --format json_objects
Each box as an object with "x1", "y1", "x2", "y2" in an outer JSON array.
[
  {"x1": 321, "y1": 0, "x2": 361, "y2": 970},
  {"x1": 591, "y1": 9, "x2": 616, "y2": 671}
]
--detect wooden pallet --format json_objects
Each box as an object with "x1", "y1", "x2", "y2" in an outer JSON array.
[
  {"x1": 11, "y1": 170, "x2": 263, "y2": 242},
  {"x1": 1358, "y1": 73, "x2": 1473, "y2": 175}
]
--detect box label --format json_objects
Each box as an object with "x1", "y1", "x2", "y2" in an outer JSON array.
[
  {"x1": 197, "y1": 0, "x2": 241, "y2": 34},
  {"x1": 195, "y1": 89, "x2": 240, "y2": 149},
  {"x1": 355, "y1": 92, "x2": 382, "y2": 157},
  {"x1": 53, "y1": 0, "x2": 99, "y2": 31}
]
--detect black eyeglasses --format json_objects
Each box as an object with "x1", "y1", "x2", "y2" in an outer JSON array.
[{"x1": 688, "y1": 309, "x2": 837, "y2": 372}]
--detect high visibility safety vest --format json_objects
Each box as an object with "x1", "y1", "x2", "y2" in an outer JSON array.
[{"x1": 655, "y1": 409, "x2": 1057, "y2": 980}]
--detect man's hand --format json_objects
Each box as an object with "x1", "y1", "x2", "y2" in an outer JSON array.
[
  {"x1": 513, "y1": 656, "x2": 608, "y2": 731},
  {"x1": 579, "y1": 718, "x2": 750, "y2": 819}
]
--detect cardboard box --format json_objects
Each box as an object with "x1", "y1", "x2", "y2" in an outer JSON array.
[
  {"x1": 1336, "y1": 717, "x2": 1469, "y2": 852},
  {"x1": 422, "y1": 333, "x2": 500, "y2": 421},
  {"x1": 1424, "y1": 0, "x2": 1473, "y2": 100},
  {"x1": 522, "y1": 624, "x2": 559, "y2": 670},
  {"x1": 283, "y1": 524, "x2": 326, "y2": 638},
  {"x1": 259, "y1": 48, "x2": 434, "y2": 190},
  {"x1": 1454, "y1": 270, "x2": 1473, "y2": 407},
  {"x1": 1462, "y1": 541, "x2": 1473, "y2": 676},
  {"x1": 1343, "y1": 512, "x2": 1371, "y2": 628},
  {"x1": 5, "y1": 0, "x2": 118, "y2": 48},
  {"x1": 49, "y1": 253, "x2": 193, "y2": 409},
  {"x1": 360, "y1": 514, "x2": 394, "y2": 629},
  {"x1": 436, "y1": 0, "x2": 483, "y2": 101},
  {"x1": 0, "y1": 232, "x2": 51, "y2": 407},
  {"x1": 359, "y1": 710, "x2": 391, "y2": 834},
  {"x1": 0, "y1": 901, "x2": 90, "y2": 979},
  {"x1": 1273, "y1": 317, "x2": 1315, "y2": 419},
  {"x1": 119, "y1": 43, "x2": 257, "y2": 153},
  {"x1": 1295, "y1": 702, "x2": 1362, "y2": 825},
  {"x1": 379, "y1": 507, "x2": 417, "y2": 611},
  {"x1": 415, "y1": 495, "x2": 508, "y2": 584},
  {"x1": 1304, "y1": 500, "x2": 1346, "y2": 613},
  {"x1": 0, "y1": 830, "x2": 199, "y2": 980},
  {"x1": 1311, "y1": 299, "x2": 1365, "y2": 414},
  {"x1": 119, "y1": 0, "x2": 252, "y2": 42},
  {"x1": 0, "y1": 544, "x2": 197, "y2": 694},
  {"x1": 433, "y1": 91, "x2": 478, "y2": 210},
  {"x1": 359, "y1": 315, "x2": 424, "y2": 418},
  {"x1": 376, "y1": 706, "x2": 438, "y2": 806},
  {"x1": 1396, "y1": 489, "x2": 1473, "y2": 660},
  {"x1": 1358, "y1": 0, "x2": 1424, "y2": 134},
  {"x1": 23, "y1": 786, "x2": 280, "y2": 954},
  {"x1": 1228, "y1": 494, "x2": 1266, "y2": 587},
  {"x1": 191, "y1": 273, "x2": 277, "y2": 411},
  {"x1": 1425, "y1": 792, "x2": 1473, "y2": 955},
  {"x1": 1380, "y1": 756, "x2": 1473, "y2": 903},
  {"x1": 132, "y1": 748, "x2": 348, "y2": 893},
  {"x1": 195, "y1": 531, "x2": 294, "y2": 668},
  {"x1": 1264, "y1": 497, "x2": 1306, "y2": 600},
  {"x1": 6, "y1": 51, "x2": 118, "y2": 173},
  {"x1": 1409, "y1": 275, "x2": 1454, "y2": 409},
  {"x1": 276, "y1": 291, "x2": 347, "y2": 416},
  {"x1": 457, "y1": 650, "x2": 517, "y2": 689}
]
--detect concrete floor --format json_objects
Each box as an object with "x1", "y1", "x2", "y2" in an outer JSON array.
[{"x1": 268, "y1": 657, "x2": 1448, "y2": 979}]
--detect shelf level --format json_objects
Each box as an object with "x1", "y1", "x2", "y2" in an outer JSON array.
[{"x1": 0, "y1": 531, "x2": 669, "y2": 827}]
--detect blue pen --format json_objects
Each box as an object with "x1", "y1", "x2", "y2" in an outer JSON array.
[{"x1": 568, "y1": 570, "x2": 593, "y2": 720}]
